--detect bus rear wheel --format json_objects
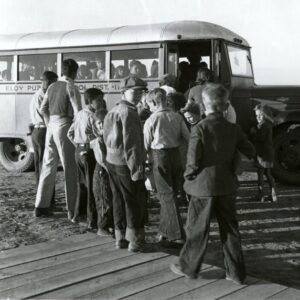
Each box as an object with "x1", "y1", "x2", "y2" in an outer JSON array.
[
  {"x1": 0, "y1": 139, "x2": 34, "y2": 172},
  {"x1": 273, "y1": 124, "x2": 300, "y2": 185}
]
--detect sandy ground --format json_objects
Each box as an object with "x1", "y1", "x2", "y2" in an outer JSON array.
[{"x1": 0, "y1": 162, "x2": 299, "y2": 289}]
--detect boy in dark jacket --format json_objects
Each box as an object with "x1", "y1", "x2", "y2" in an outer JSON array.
[
  {"x1": 170, "y1": 83, "x2": 255, "y2": 284},
  {"x1": 103, "y1": 75, "x2": 147, "y2": 252}
]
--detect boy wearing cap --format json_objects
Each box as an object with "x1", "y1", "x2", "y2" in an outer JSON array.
[
  {"x1": 103, "y1": 75, "x2": 147, "y2": 252},
  {"x1": 170, "y1": 83, "x2": 255, "y2": 284},
  {"x1": 144, "y1": 88, "x2": 189, "y2": 244}
]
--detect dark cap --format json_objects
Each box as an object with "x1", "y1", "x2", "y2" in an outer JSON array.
[{"x1": 120, "y1": 74, "x2": 147, "y2": 91}]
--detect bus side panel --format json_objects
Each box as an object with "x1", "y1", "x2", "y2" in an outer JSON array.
[
  {"x1": 15, "y1": 93, "x2": 32, "y2": 136},
  {"x1": 0, "y1": 93, "x2": 16, "y2": 136}
]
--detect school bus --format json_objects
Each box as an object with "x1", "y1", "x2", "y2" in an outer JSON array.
[{"x1": 0, "y1": 20, "x2": 299, "y2": 184}]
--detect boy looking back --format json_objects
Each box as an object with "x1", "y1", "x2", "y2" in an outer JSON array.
[
  {"x1": 144, "y1": 88, "x2": 189, "y2": 243},
  {"x1": 68, "y1": 88, "x2": 106, "y2": 229},
  {"x1": 170, "y1": 83, "x2": 255, "y2": 284}
]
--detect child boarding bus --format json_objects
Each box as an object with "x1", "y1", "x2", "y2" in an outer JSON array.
[{"x1": 0, "y1": 21, "x2": 299, "y2": 184}]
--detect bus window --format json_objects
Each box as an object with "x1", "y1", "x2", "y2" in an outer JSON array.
[
  {"x1": 110, "y1": 49, "x2": 159, "y2": 79},
  {"x1": 0, "y1": 56, "x2": 14, "y2": 81},
  {"x1": 63, "y1": 52, "x2": 106, "y2": 81},
  {"x1": 227, "y1": 45, "x2": 253, "y2": 77},
  {"x1": 18, "y1": 54, "x2": 57, "y2": 81}
]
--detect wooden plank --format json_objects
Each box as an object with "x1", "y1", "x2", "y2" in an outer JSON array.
[
  {"x1": 79, "y1": 263, "x2": 213, "y2": 299},
  {"x1": 0, "y1": 232, "x2": 95, "y2": 259},
  {"x1": 0, "y1": 242, "x2": 114, "y2": 280},
  {"x1": 219, "y1": 280, "x2": 287, "y2": 300},
  {"x1": 0, "y1": 243, "x2": 128, "y2": 292},
  {"x1": 170, "y1": 276, "x2": 258, "y2": 300},
  {"x1": 0, "y1": 235, "x2": 113, "y2": 269},
  {"x1": 123, "y1": 266, "x2": 222, "y2": 300},
  {"x1": 267, "y1": 287, "x2": 300, "y2": 299},
  {"x1": 39, "y1": 255, "x2": 174, "y2": 299},
  {"x1": 0, "y1": 252, "x2": 168, "y2": 299}
]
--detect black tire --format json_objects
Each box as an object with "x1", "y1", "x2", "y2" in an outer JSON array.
[
  {"x1": 0, "y1": 139, "x2": 34, "y2": 172},
  {"x1": 273, "y1": 124, "x2": 300, "y2": 185}
]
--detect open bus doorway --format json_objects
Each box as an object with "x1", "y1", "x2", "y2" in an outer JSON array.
[{"x1": 166, "y1": 41, "x2": 212, "y2": 93}]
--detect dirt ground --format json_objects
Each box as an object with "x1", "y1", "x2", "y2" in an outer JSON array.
[{"x1": 0, "y1": 162, "x2": 299, "y2": 289}]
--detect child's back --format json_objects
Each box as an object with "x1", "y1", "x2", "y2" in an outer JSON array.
[
  {"x1": 144, "y1": 108, "x2": 189, "y2": 151},
  {"x1": 184, "y1": 113, "x2": 254, "y2": 197}
]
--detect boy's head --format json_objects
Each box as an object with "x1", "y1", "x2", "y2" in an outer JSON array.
[
  {"x1": 41, "y1": 71, "x2": 58, "y2": 92},
  {"x1": 159, "y1": 74, "x2": 176, "y2": 88},
  {"x1": 202, "y1": 83, "x2": 229, "y2": 114},
  {"x1": 196, "y1": 67, "x2": 213, "y2": 84},
  {"x1": 92, "y1": 109, "x2": 108, "y2": 136},
  {"x1": 181, "y1": 102, "x2": 200, "y2": 125},
  {"x1": 146, "y1": 88, "x2": 167, "y2": 112},
  {"x1": 166, "y1": 92, "x2": 186, "y2": 112},
  {"x1": 84, "y1": 88, "x2": 106, "y2": 110},
  {"x1": 121, "y1": 75, "x2": 147, "y2": 105},
  {"x1": 62, "y1": 59, "x2": 79, "y2": 80},
  {"x1": 254, "y1": 104, "x2": 273, "y2": 124}
]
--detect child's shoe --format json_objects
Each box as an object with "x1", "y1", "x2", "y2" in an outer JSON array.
[
  {"x1": 115, "y1": 239, "x2": 129, "y2": 249},
  {"x1": 128, "y1": 242, "x2": 145, "y2": 253},
  {"x1": 97, "y1": 228, "x2": 112, "y2": 237},
  {"x1": 271, "y1": 188, "x2": 278, "y2": 202}
]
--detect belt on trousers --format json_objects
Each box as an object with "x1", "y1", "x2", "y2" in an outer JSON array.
[
  {"x1": 76, "y1": 143, "x2": 90, "y2": 149},
  {"x1": 34, "y1": 124, "x2": 46, "y2": 128}
]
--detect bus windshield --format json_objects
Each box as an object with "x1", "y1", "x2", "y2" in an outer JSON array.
[{"x1": 227, "y1": 45, "x2": 253, "y2": 77}]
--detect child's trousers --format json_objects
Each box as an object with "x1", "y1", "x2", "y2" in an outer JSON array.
[
  {"x1": 152, "y1": 148, "x2": 185, "y2": 241},
  {"x1": 93, "y1": 163, "x2": 114, "y2": 230},
  {"x1": 179, "y1": 195, "x2": 246, "y2": 282},
  {"x1": 106, "y1": 162, "x2": 146, "y2": 244},
  {"x1": 74, "y1": 146, "x2": 97, "y2": 227}
]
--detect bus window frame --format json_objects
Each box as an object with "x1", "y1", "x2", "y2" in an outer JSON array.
[
  {"x1": 17, "y1": 52, "x2": 58, "y2": 83},
  {"x1": 0, "y1": 54, "x2": 16, "y2": 83},
  {"x1": 109, "y1": 47, "x2": 161, "y2": 81},
  {"x1": 62, "y1": 50, "x2": 108, "y2": 82},
  {"x1": 225, "y1": 42, "x2": 254, "y2": 79}
]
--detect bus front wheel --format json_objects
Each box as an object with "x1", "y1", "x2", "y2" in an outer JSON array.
[
  {"x1": 273, "y1": 124, "x2": 300, "y2": 185},
  {"x1": 0, "y1": 139, "x2": 34, "y2": 172}
]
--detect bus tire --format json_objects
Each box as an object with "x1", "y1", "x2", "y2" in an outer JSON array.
[
  {"x1": 0, "y1": 139, "x2": 34, "y2": 172},
  {"x1": 272, "y1": 124, "x2": 300, "y2": 185}
]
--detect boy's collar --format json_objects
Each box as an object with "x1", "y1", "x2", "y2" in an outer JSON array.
[
  {"x1": 154, "y1": 106, "x2": 171, "y2": 113},
  {"x1": 118, "y1": 100, "x2": 137, "y2": 110},
  {"x1": 206, "y1": 112, "x2": 224, "y2": 118}
]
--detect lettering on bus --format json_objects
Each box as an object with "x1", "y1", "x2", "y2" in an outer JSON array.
[{"x1": 0, "y1": 82, "x2": 122, "y2": 94}]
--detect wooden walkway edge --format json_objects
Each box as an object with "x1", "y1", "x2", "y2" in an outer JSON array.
[{"x1": 0, "y1": 233, "x2": 299, "y2": 300}]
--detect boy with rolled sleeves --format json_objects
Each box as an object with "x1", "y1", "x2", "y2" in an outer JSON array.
[
  {"x1": 144, "y1": 88, "x2": 190, "y2": 243},
  {"x1": 68, "y1": 88, "x2": 106, "y2": 229},
  {"x1": 103, "y1": 75, "x2": 147, "y2": 252},
  {"x1": 170, "y1": 83, "x2": 255, "y2": 284}
]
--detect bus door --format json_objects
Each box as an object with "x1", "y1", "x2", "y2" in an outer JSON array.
[
  {"x1": 166, "y1": 41, "x2": 213, "y2": 93},
  {"x1": 165, "y1": 44, "x2": 179, "y2": 77}
]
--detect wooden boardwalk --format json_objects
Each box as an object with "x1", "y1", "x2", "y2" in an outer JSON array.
[{"x1": 0, "y1": 233, "x2": 299, "y2": 300}]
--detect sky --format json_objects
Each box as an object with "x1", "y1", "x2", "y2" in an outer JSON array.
[{"x1": 0, "y1": 0, "x2": 300, "y2": 85}]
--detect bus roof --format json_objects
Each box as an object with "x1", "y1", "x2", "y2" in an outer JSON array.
[{"x1": 0, "y1": 20, "x2": 249, "y2": 51}]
